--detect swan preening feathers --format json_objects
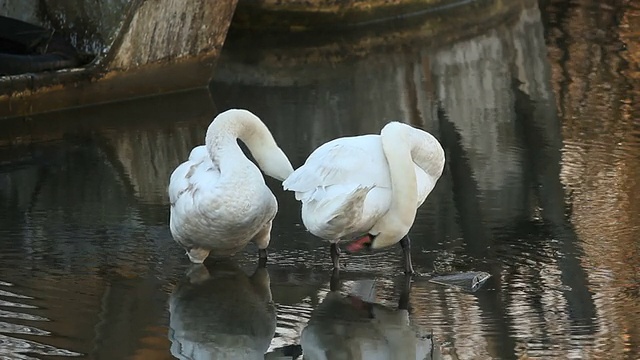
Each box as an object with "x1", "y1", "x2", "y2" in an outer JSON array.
[
  {"x1": 283, "y1": 121, "x2": 445, "y2": 273},
  {"x1": 168, "y1": 109, "x2": 445, "y2": 273},
  {"x1": 168, "y1": 109, "x2": 294, "y2": 264}
]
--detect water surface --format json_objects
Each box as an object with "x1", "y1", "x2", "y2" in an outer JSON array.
[{"x1": 1, "y1": 0, "x2": 639, "y2": 359}]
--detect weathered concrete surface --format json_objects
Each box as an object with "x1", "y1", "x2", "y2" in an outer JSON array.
[
  {"x1": 0, "y1": 0, "x2": 238, "y2": 118},
  {"x1": 110, "y1": 0, "x2": 234, "y2": 69},
  {"x1": 233, "y1": 0, "x2": 494, "y2": 30}
]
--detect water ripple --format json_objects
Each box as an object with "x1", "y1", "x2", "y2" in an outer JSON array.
[
  {"x1": 0, "y1": 281, "x2": 82, "y2": 358},
  {"x1": 0, "y1": 290, "x2": 31, "y2": 299},
  {"x1": 0, "y1": 300, "x2": 36, "y2": 309},
  {"x1": 0, "y1": 322, "x2": 50, "y2": 336},
  {"x1": 270, "y1": 303, "x2": 314, "y2": 351},
  {"x1": 0, "y1": 334, "x2": 81, "y2": 359},
  {"x1": 0, "y1": 310, "x2": 48, "y2": 322}
]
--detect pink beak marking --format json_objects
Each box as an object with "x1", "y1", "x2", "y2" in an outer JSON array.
[
  {"x1": 347, "y1": 295, "x2": 367, "y2": 309},
  {"x1": 345, "y1": 235, "x2": 372, "y2": 253}
]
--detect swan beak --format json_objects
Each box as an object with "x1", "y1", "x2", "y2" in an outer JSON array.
[{"x1": 345, "y1": 235, "x2": 373, "y2": 254}]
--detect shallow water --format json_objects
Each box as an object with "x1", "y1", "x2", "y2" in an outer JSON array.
[{"x1": 1, "y1": 0, "x2": 639, "y2": 359}]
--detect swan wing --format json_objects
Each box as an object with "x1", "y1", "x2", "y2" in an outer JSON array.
[
  {"x1": 168, "y1": 151, "x2": 217, "y2": 206},
  {"x1": 169, "y1": 148, "x2": 278, "y2": 248},
  {"x1": 187, "y1": 145, "x2": 208, "y2": 161},
  {"x1": 283, "y1": 135, "x2": 396, "y2": 239},
  {"x1": 283, "y1": 135, "x2": 391, "y2": 202},
  {"x1": 168, "y1": 162, "x2": 193, "y2": 206}
]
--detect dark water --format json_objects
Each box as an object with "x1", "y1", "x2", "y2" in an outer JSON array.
[{"x1": 1, "y1": 0, "x2": 639, "y2": 359}]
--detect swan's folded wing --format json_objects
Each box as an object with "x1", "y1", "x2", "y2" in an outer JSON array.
[
  {"x1": 283, "y1": 136, "x2": 390, "y2": 201},
  {"x1": 168, "y1": 162, "x2": 193, "y2": 205},
  {"x1": 168, "y1": 156, "x2": 215, "y2": 206},
  {"x1": 188, "y1": 145, "x2": 208, "y2": 161}
]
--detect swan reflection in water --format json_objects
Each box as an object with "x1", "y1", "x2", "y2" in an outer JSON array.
[
  {"x1": 301, "y1": 274, "x2": 439, "y2": 360},
  {"x1": 169, "y1": 260, "x2": 286, "y2": 360}
]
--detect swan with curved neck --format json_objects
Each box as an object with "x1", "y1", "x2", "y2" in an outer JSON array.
[
  {"x1": 283, "y1": 121, "x2": 445, "y2": 273},
  {"x1": 169, "y1": 109, "x2": 293, "y2": 264}
]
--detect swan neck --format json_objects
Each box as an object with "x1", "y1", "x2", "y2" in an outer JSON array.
[
  {"x1": 379, "y1": 124, "x2": 419, "y2": 239},
  {"x1": 205, "y1": 109, "x2": 293, "y2": 181},
  {"x1": 205, "y1": 110, "x2": 257, "y2": 161},
  {"x1": 373, "y1": 122, "x2": 444, "y2": 248}
]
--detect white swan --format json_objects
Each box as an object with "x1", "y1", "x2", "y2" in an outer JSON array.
[
  {"x1": 168, "y1": 109, "x2": 294, "y2": 263},
  {"x1": 282, "y1": 121, "x2": 445, "y2": 273}
]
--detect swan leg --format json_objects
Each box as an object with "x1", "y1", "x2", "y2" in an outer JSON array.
[
  {"x1": 398, "y1": 273, "x2": 413, "y2": 310},
  {"x1": 330, "y1": 267, "x2": 341, "y2": 292},
  {"x1": 330, "y1": 242, "x2": 341, "y2": 270},
  {"x1": 187, "y1": 248, "x2": 210, "y2": 264},
  {"x1": 258, "y1": 249, "x2": 268, "y2": 268},
  {"x1": 399, "y1": 235, "x2": 415, "y2": 274},
  {"x1": 252, "y1": 221, "x2": 272, "y2": 266},
  {"x1": 250, "y1": 263, "x2": 272, "y2": 301},
  {"x1": 186, "y1": 263, "x2": 210, "y2": 284}
]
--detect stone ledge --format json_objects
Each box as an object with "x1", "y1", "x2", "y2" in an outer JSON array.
[{"x1": 233, "y1": 0, "x2": 490, "y2": 31}]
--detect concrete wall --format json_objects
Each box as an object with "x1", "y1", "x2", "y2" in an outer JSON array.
[
  {"x1": 0, "y1": 0, "x2": 130, "y2": 59},
  {"x1": 0, "y1": 0, "x2": 238, "y2": 118}
]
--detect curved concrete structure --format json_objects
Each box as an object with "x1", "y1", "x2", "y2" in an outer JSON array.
[{"x1": 0, "y1": 0, "x2": 238, "y2": 118}]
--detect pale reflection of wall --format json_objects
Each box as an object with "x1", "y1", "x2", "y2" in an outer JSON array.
[
  {"x1": 399, "y1": 5, "x2": 555, "y2": 359},
  {"x1": 0, "y1": 143, "x2": 136, "y2": 265},
  {"x1": 94, "y1": 90, "x2": 215, "y2": 206},
  {"x1": 101, "y1": 124, "x2": 206, "y2": 206},
  {"x1": 412, "y1": 4, "x2": 578, "y2": 359},
  {"x1": 431, "y1": 27, "x2": 527, "y2": 226}
]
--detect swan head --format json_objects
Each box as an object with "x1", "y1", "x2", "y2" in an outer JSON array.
[
  {"x1": 346, "y1": 212, "x2": 413, "y2": 253},
  {"x1": 346, "y1": 226, "x2": 408, "y2": 253},
  {"x1": 345, "y1": 234, "x2": 375, "y2": 253}
]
